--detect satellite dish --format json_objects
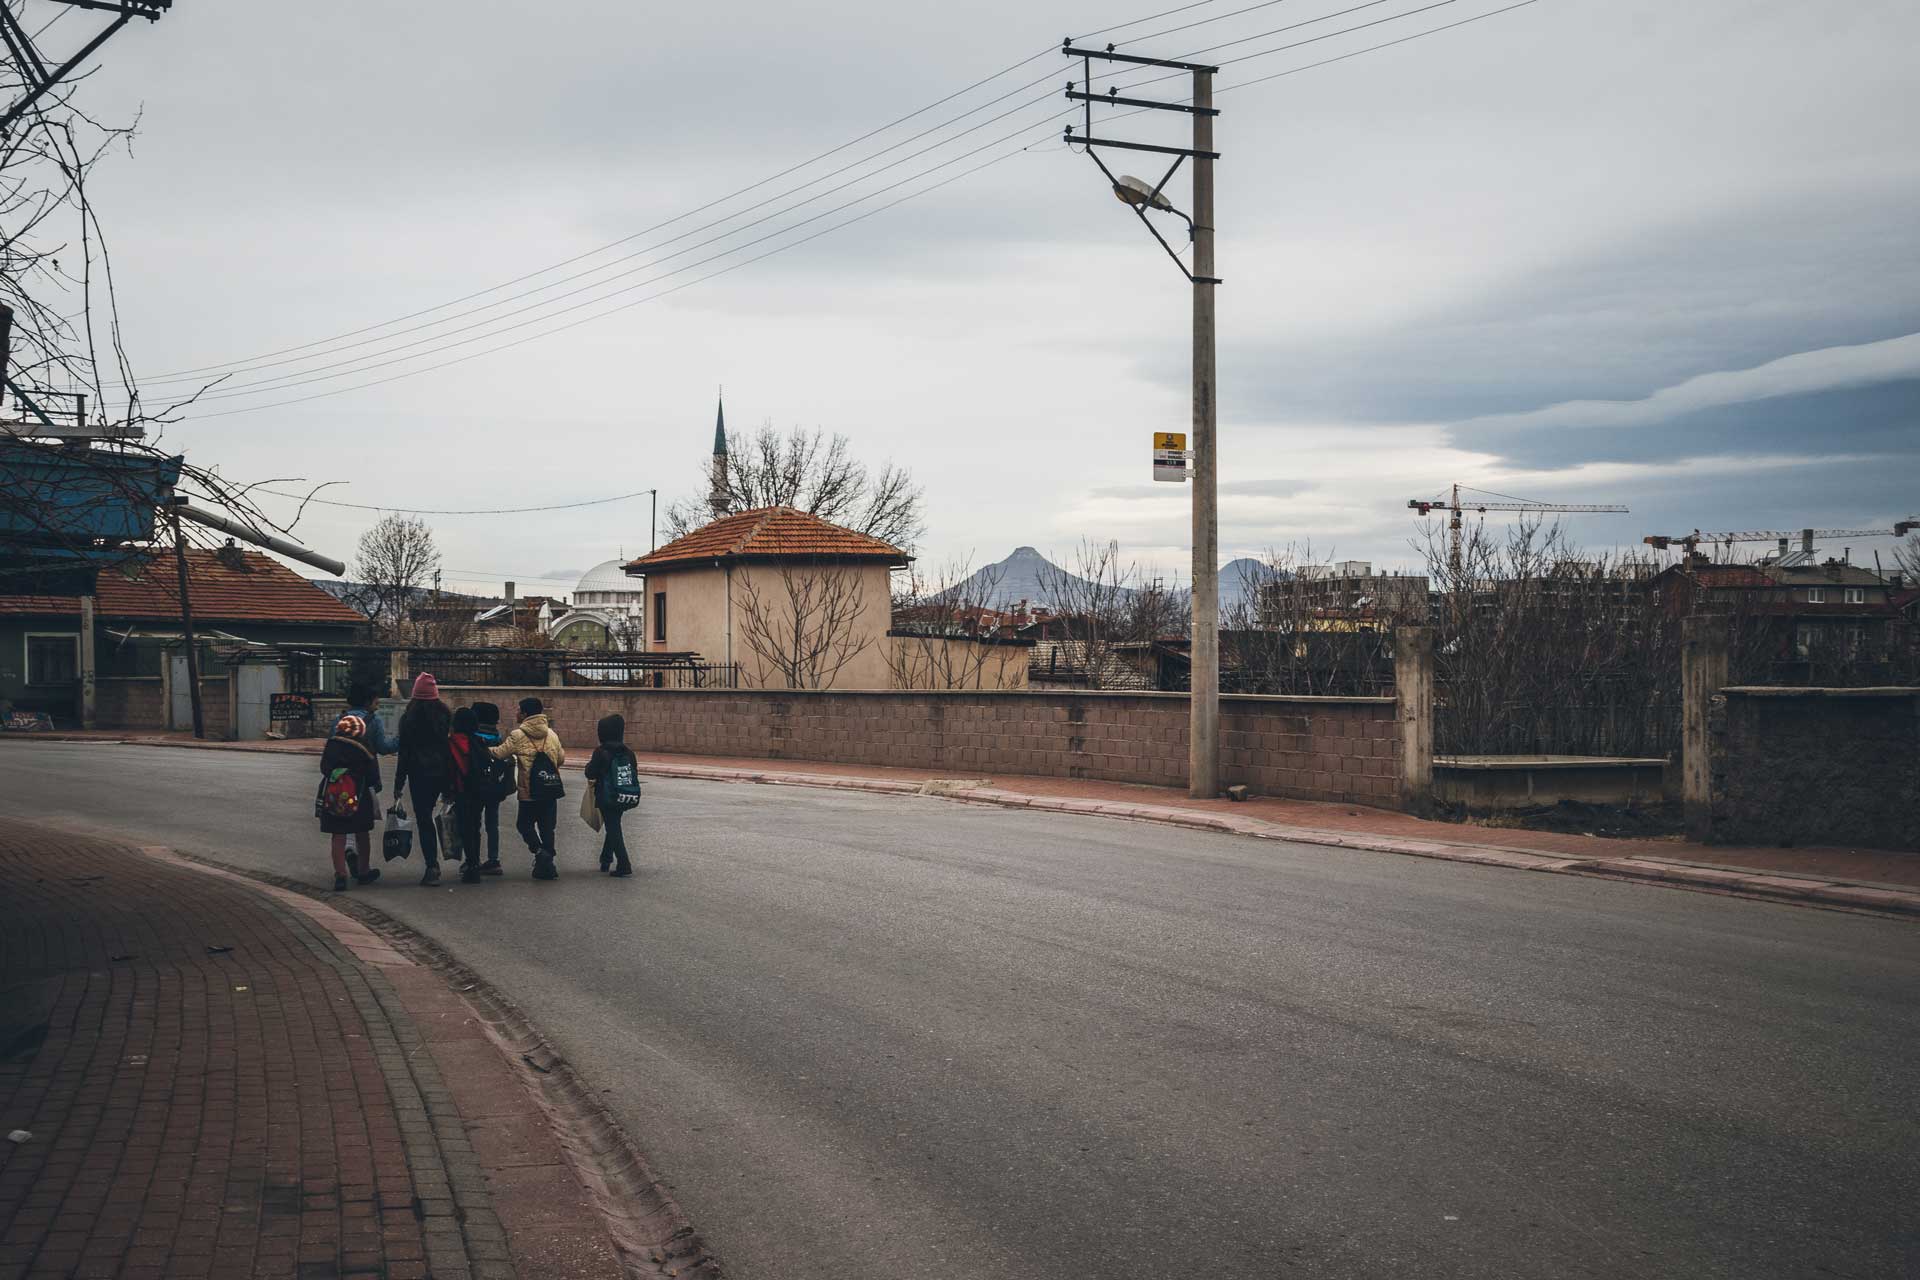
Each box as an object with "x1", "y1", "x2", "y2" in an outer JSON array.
[{"x1": 1112, "y1": 175, "x2": 1173, "y2": 212}]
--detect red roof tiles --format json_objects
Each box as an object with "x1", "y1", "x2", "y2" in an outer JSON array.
[
  {"x1": 0, "y1": 549, "x2": 364, "y2": 626},
  {"x1": 625, "y1": 506, "x2": 911, "y2": 573}
]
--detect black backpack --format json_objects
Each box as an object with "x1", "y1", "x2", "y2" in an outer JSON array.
[
  {"x1": 527, "y1": 749, "x2": 565, "y2": 801},
  {"x1": 473, "y1": 727, "x2": 515, "y2": 801}
]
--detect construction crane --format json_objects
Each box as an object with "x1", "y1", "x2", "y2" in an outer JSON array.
[
  {"x1": 1409, "y1": 483, "x2": 1630, "y2": 583},
  {"x1": 1643, "y1": 521, "x2": 1919, "y2": 560}
]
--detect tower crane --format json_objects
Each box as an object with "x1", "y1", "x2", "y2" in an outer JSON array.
[
  {"x1": 1643, "y1": 520, "x2": 1919, "y2": 560},
  {"x1": 1409, "y1": 484, "x2": 1630, "y2": 583}
]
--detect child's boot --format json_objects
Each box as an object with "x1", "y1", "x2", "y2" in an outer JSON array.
[{"x1": 611, "y1": 853, "x2": 633, "y2": 878}]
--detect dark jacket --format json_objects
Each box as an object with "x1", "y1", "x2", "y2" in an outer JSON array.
[
  {"x1": 393, "y1": 700, "x2": 453, "y2": 793},
  {"x1": 585, "y1": 715, "x2": 634, "y2": 809},
  {"x1": 317, "y1": 734, "x2": 381, "y2": 834}
]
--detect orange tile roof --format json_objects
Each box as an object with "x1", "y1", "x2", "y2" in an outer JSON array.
[
  {"x1": 625, "y1": 506, "x2": 911, "y2": 573},
  {"x1": 0, "y1": 549, "x2": 365, "y2": 625}
]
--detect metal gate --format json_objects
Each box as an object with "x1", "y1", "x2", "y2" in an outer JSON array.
[{"x1": 234, "y1": 664, "x2": 283, "y2": 740}]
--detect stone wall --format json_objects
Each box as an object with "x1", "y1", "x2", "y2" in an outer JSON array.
[
  {"x1": 439, "y1": 687, "x2": 1403, "y2": 807},
  {"x1": 1711, "y1": 687, "x2": 1919, "y2": 852}
]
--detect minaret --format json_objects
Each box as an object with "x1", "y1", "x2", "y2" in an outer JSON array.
[{"x1": 707, "y1": 392, "x2": 731, "y2": 519}]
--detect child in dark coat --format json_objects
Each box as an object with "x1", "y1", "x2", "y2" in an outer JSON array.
[
  {"x1": 470, "y1": 702, "x2": 507, "y2": 876},
  {"x1": 317, "y1": 713, "x2": 382, "y2": 892},
  {"x1": 583, "y1": 713, "x2": 637, "y2": 877},
  {"x1": 448, "y1": 706, "x2": 487, "y2": 884}
]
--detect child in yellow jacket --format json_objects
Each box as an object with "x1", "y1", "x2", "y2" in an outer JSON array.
[{"x1": 489, "y1": 696, "x2": 566, "y2": 879}]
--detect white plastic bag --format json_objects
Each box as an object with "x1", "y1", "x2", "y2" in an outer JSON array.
[{"x1": 383, "y1": 805, "x2": 414, "y2": 861}]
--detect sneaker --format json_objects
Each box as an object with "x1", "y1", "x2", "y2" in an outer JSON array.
[
  {"x1": 611, "y1": 859, "x2": 633, "y2": 878},
  {"x1": 333, "y1": 874, "x2": 350, "y2": 892},
  {"x1": 459, "y1": 865, "x2": 482, "y2": 884},
  {"x1": 420, "y1": 865, "x2": 442, "y2": 887},
  {"x1": 480, "y1": 860, "x2": 503, "y2": 877},
  {"x1": 599, "y1": 852, "x2": 613, "y2": 873},
  {"x1": 532, "y1": 852, "x2": 558, "y2": 881},
  {"x1": 355, "y1": 866, "x2": 382, "y2": 886}
]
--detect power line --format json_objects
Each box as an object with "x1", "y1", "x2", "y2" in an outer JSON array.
[
  {"x1": 156, "y1": 86, "x2": 1071, "y2": 398},
  {"x1": 149, "y1": 49, "x2": 1062, "y2": 381},
  {"x1": 146, "y1": 3, "x2": 1263, "y2": 385},
  {"x1": 182, "y1": 109, "x2": 1075, "y2": 405},
  {"x1": 187, "y1": 134, "x2": 1065, "y2": 420},
  {"x1": 142, "y1": 72, "x2": 1069, "y2": 391},
  {"x1": 248, "y1": 486, "x2": 659, "y2": 515},
  {"x1": 1114, "y1": 0, "x2": 1298, "y2": 48},
  {"x1": 1220, "y1": 0, "x2": 1541, "y2": 90},
  {"x1": 179, "y1": 0, "x2": 1551, "y2": 419}
]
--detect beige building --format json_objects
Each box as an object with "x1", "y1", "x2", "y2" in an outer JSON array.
[{"x1": 626, "y1": 506, "x2": 911, "y2": 690}]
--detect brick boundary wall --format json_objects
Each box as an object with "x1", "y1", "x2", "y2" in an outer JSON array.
[
  {"x1": 439, "y1": 687, "x2": 1404, "y2": 807},
  {"x1": 1709, "y1": 686, "x2": 1920, "y2": 852},
  {"x1": 95, "y1": 676, "x2": 164, "y2": 729}
]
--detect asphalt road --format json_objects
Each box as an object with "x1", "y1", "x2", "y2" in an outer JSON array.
[{"x1": 4, "y1": 742, "x2": 1917, "y2": 1279}]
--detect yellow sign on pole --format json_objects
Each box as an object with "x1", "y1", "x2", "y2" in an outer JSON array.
[{"x1": 1154, "y1": 432, "x2": 1187, "y2": 450}]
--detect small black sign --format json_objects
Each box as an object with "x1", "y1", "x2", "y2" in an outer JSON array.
[{"x1": 270, "y1": 692, "x2": 314, "y2": 722}]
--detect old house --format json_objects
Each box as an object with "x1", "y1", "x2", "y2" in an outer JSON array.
[
  {"x1": 625, "y1": 506, "x2": 910, "y2": 689},
  {"x1": 1650, "y1": 551, "x2": 1906, "y2": 674},
  {"x1": 0, "y1": 546, "x2": 364, "y2": 729}
]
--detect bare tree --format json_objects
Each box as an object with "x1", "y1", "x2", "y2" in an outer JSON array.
[
  {"x1": 887, "y1": 559, "x2": 1017, "y2": 689},
  {"x1": 1033, "y1": 540, "x2": 1139, "y2": 689},
  {"x1": 734, "y1": 560, "x2": 876, "y2": 689},
  {"x1": 1894, "y1": 532, "x2": 1920, "y2": 582},
  {"x1": 663, "y1": 422, "x2": 923, "y2": 548},
  {"x1": 353, "y1": 515, "x2": 439, "y2": 641}
]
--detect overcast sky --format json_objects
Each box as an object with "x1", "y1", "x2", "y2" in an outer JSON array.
[{"x1": 48, "y1": 0, "x2": 1920, "y2": 593}]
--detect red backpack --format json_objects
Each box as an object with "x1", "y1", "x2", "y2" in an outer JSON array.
[{"x1": 316, "y1": 738, "x2": 373, "y2": 821}]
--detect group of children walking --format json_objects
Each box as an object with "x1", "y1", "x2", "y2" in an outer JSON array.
[{"x1": 315, "y1": 674, "x2": 640, "y2": 891}]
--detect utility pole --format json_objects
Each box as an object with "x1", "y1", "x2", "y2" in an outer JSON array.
[
  {"x1": 1061, "y1": 41, "x2": 1222, "y2": 798},
  {"x1": 169, "y1": 504, "x2": 204, "y2": 739},
  {"x1": 1189, "y1": 67, "x2": 1219, "y2": 799}
]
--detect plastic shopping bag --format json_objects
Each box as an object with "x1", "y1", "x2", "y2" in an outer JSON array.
[
  {"x1": 383, "y1": 805, "x2": 415, "y2": 862},
  {"x1": 579, "y1": 785, "x2": 602, "y2": 833},
  {"x1": 434, "y1": 803, "x2": 462, "y2": 859}
]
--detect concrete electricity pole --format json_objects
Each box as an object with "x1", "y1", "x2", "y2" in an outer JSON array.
[
  {"x1": 1188, "y1": 68, "x2": 1218, "y2": 799},
  {"x1": 1062, "y1": 42, "x2": 1222, "y2": 797}
]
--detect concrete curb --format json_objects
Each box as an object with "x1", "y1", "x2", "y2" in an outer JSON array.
[
  {"x1": 16, "y1": 733, "x2": 1915, "y2": 921},
  {"x1": 628, "y1": 761, "x2": 1920, "y2": 922}
]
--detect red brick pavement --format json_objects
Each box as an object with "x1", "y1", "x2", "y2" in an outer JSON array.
[{"x1": 0, "y1": 820, "x2": 631, "y2": 1280}]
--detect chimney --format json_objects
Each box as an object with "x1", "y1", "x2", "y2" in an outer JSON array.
[
  {"x1": 505, "y1": 581, "x2": 516, "y2": 606},
  {"x1": 1777, "y1": 537, "x2": 1789, "y2": 557},
  {"x1": 1801, "y1": 529, "x2": 1814, "y2": 554}
]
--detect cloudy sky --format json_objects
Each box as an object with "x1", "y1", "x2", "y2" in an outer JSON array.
[{"x1": 47, "y1": 0, "x2": 1920, "y2": 593}]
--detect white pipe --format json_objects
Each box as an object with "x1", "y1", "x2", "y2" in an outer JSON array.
[{"x1": 170, "y1": 497, "x2": 346, "y2": 577}]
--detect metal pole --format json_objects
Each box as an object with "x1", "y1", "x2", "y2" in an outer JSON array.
[
  {"x1": 1189, "y1": 67, "x2": 1219, "y2": 800},
  {"x1": 170, "y1": 505, "x2": 204, "y2": 739},
  {"x1": 79, "y1": 594, "x2": 96, "y2": 729}
]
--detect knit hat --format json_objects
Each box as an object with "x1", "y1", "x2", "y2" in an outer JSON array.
[
  {"x1": 335, "y1": 714, "x2": 366, "y2": 739},
  {"x1": 410, "y1": 672, "x2": 440, "y2": 701}
]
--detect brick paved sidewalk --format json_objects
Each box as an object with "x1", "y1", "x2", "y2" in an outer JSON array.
[{"x1": 0, "y1": 820, "x2": 630, "y2": 1280}]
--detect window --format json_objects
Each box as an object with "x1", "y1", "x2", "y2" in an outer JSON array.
[
  {"x1": 26, "y1": 634, "x2": 78, "y2": 685},
  {"x1": 653, "y1": 592, "x2": 667, "y2": 643},
  {"x1": 1844, "y1": 587, "x2": 1866, "y2": 604},
  {"x1": 1806, "y1": 587, "x2": 1825, "y2": 604}
]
